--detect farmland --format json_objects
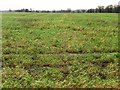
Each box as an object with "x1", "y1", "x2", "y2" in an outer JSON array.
[{"x1": 2, "y1": 13, "x2": 119, "y2": 88}]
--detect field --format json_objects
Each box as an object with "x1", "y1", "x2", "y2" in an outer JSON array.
[{"x1": 2, "y1": 13, "x2": 119, "y2": 88}]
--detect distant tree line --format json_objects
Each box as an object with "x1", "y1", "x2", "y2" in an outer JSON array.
[
  {"x1": 8, "y1": 5, "x2": 120, "y2": 13},
  {"x1": 87, "y1": 5, "x2": 120, "y2": 13}
]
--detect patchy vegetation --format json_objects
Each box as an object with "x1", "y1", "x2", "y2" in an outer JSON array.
[{"x1": 2, "y1": 13, "x2": 119, "y2": 88}]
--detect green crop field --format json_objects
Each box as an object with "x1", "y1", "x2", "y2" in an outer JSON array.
[{"x1": 2, "y1": 12, "x2": 119, "y2": 88}]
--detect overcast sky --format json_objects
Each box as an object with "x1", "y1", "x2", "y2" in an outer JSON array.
[{"x1": 0, "y1": 0, "x2": 119, "y2": 10}]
